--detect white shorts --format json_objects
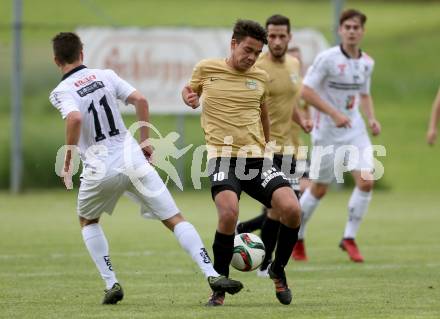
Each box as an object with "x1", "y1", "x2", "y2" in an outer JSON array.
[
  {"x1": 77, "y1": 168, "x2": 179, "y2": 221},
  {"x1": 309, "y1": 134, "x2": 373, "y2": 184}
]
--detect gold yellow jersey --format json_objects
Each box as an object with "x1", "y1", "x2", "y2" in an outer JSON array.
[
  {"x1": 255, "y1": 52, "x2": 302, "y2": 155},
  {"x1": 189, "y1": 58, "x2": 269, "y2": 158}
]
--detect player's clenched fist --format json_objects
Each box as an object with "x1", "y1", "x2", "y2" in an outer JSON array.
[
  {"x1": 332, "y1": 111, "x2": 351, "y2": 128},
  {"x1": 62, "y1": 151, "x2": 73, "y2": 190},
  {"x1": 300, "y1": 119, "x2": 314, "y2": 133},
  {"x1": 368, "y1": 118, "x2": 381, "y2": 136},
  {"x1": 182, "y1": 85, "x2": 200, "y2": 109}
]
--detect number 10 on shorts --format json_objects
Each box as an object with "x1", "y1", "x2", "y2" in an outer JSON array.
[{"x1": 213, "y1": 172, "x2": 225, "y2": 181}]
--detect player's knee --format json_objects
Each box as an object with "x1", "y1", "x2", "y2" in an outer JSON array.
[
  {"x1": 311, "y1": 183, "x2": 328, "y2": 199},
  {"x1": 218, "y1": 205, "x2": 239, "y2": 227},
  {"x1": 214, "y1": 190, "x2": 239, "y2": 232},
  {"x1": 276, "y1": 199, "x2": 301, "y2": 227},
  {"x1": 79, "y1": 217, "x2": 99, "y2": 227},
  {"x1": 358, "y1": 179, "x2": 374, "y2": 192},
  {"x1": 162, "y1": 213, "x2": 185, "y2": 231}
]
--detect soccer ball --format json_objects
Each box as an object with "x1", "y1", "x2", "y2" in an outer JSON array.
[{"x1": 231, "y1": 233, "x2": 265, "y2": 271}]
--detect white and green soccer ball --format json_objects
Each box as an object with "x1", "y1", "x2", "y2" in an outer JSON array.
[{"x1": 231, "y1": 233, "x2": 265, "y2": 271}]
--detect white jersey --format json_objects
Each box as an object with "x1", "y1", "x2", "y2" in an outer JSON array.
[
  {"x1": 303, "y1": 45, "x2": 375, "y2": 144},
  {"x1": 50, "y1": 65, "x2": 147, "y2": 179}
]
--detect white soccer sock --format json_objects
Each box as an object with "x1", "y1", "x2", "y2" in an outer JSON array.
[
  {"x1": 82, "y1": 224, "x2": 118, "y2": 289},
  {"x1": 298, "y1": 188, "x2": 321, "y2": 239},
  {"x1": 173, "y1": 221, "x2": 219, "y2": 278},
  {"x1": 344, "y1": 188, "x2": 372, "y2": 238}
]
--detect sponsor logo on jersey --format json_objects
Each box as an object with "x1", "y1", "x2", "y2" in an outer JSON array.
[
  {"x1": 245, "y1": 79, "x2": 257, "y2": 90},
  {"x1": 290, "y1": 73, "x2": 300, "y2": 84},
  {"x1": 337, "y1": 64, "x2": 346, "y2": 75},
  {"x1": 77, "y1": 81, "x2": 105, "y2": 97},
  {"x1": 328, "y1": 81, "x2": 362, "y2": 90},
  {"x1": 74, "y1": 74, "x2": 97, "y2": 87}
]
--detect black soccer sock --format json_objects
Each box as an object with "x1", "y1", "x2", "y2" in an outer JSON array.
[
  {"x1": 272, "y1": 224, "x2": 300, "y2": 275},
  {"x1": 212, "y1": 231, "x2": 235, "y2": 277},
  {"x1": 237, "y1": 207, "x2": 268, "y2": 233},
  {"x1": 260, "y1": 216, "x2": 280, "y2": 269}
]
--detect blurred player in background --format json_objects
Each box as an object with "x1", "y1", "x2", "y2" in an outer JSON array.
[
  {"x1": 287, "y1": 45, "x2": 312, "y2": 195},
  {"x1": 235, "y1": 15, "x2": 312, "y2": 276},
  {"x1": 296, "y1": 9, "x2": 381, "y2": 262},
  {"x1": 427, "y1": 87, "x2": 440, "y2": 145},
  {"x1": 182, "y1": 19, "x2": 301, "y2": 306},
  {"x1": 49, "y1": 32, "x2": 242, "y2": 305},
  {"x1": 287, "y1": 46, "x2": 313, "y2": 261}
]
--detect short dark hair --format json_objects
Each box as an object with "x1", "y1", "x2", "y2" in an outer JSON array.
[
  {"x1": 232, "y1": 19, "x2": 267, "y2": 45},
  {"x1": 265, "y1": 14, "x2": 291, "y2": 33},
  {"x1": 339, "y1": 9, "x2": 367, "y2": 26},
  {"x1": 52, "y1": 32, "x2": 83, "y2": 65}
]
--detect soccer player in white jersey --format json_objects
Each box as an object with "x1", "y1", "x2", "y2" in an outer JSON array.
[
  {"x1": 49, "y1": 32, "x2": 243, "y2": 304},
  {"x1": 292, "y1": 9, "x2": 381, "y2": 262}
]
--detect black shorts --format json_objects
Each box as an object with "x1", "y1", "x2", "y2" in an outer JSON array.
[
  {"x1": 273, "y1": 154, "x2": 303, "y2": 196},
  {"x1": 208, "y1": 157, "x2": 291, "y2": 208},
  {"x1": 273, "y1": 154, "x2": 296, "y2": 177}
]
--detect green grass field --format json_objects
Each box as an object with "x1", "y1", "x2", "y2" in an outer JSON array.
[{"x1": 1, "y1": 190, "x2": 439, "y2": 318}]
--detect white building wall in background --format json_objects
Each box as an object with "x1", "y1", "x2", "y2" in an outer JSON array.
[{"x1": 78, "y1": 27, "x2": 328, "y2": 114}]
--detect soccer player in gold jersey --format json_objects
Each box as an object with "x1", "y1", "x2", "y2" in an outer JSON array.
[
  {"x1": 182, "y1": 19, "x2": 301, "y2": 306},
  {"x1": 236, "y1": 15, "x2": 312, "y2": 274}
]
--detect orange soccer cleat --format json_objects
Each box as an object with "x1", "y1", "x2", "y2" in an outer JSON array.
[
  {"x1": 339, "y1": 238, "x2": 364, "y2": 262},
  {"x1": 291, "y1": 239, "x2": 308, "y2": 261}
]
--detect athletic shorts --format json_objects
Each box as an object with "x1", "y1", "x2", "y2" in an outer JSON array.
[
  {"x1": 309, "y1": 134, "x2": 374, "y2": 184},
  {"x1": 77, "y1": 168, "x2": 179, "y2": 221},
  {"x1": 208, "y1": 157, "x2": 291, "y2": 208}
]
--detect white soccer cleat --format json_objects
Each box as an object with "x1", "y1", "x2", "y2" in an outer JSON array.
[
  {"x1": 234, "y1": 220, "x2": 241, "y2": 235},
  {"x1": 256, "y1": 268, "x2": 269, "y2": 278}
]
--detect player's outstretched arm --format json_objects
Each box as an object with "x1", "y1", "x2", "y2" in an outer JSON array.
[
  {"x1": 427, "y1": 88, "x2": 440, "y2": 145},
  {"x1": 181, "y1": 85, "x2": 200, "y2": 109},
  {"x1": 126, "y1": 91, "x2": 153, "y2": 159},
  {"x1": 63, "y1": 111, "x2": 81, "y2": 190},
  {"x1": 360, "y1": 94, "x2": 381, "y2": 136},
  {"x1": 302, "y1": 85, "x2": 351, "y2": 128}
]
